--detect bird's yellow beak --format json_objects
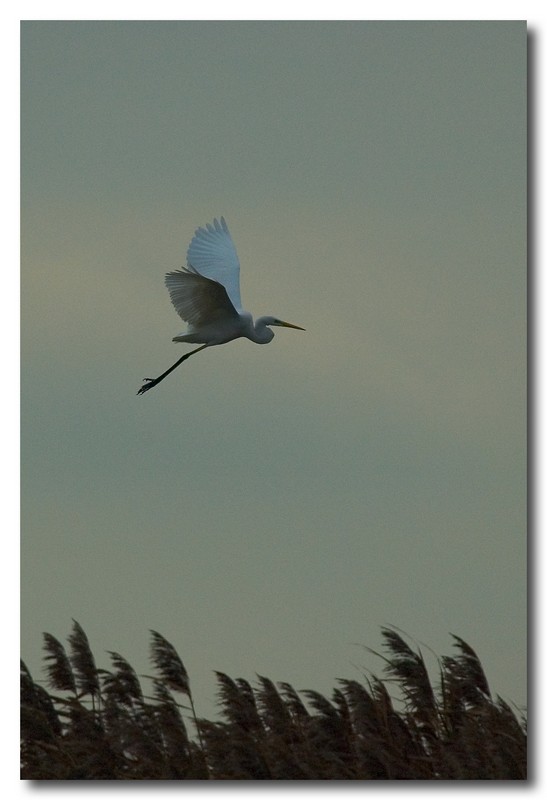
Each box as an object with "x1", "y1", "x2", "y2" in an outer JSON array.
[{"x1": 279, "y1": 320, "x2": 306, "y2": 331}]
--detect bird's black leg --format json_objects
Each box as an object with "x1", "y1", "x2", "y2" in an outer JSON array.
[{"x1": 137, "y1": 345, "x2": 208, "y2": 395}]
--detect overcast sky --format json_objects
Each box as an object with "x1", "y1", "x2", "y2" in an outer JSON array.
[{"x1": 21, "y1": 20, "x2": 526, "y2": 719}]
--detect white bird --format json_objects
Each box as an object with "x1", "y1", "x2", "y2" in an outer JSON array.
[{"x1": 138, "y1": 217, "x2": 305, "y2": 394}]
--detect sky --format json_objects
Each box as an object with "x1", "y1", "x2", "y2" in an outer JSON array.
[{"x1": 21, "y1": 20, "x2": 526, "y2": 723}]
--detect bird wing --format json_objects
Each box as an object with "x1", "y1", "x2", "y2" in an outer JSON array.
[
  {"x1": 164, "y1": 268, "x2": 239, "y2": 327},
  {"x1": 186, "y1": 217, "x2": 243, "y2": 312}
]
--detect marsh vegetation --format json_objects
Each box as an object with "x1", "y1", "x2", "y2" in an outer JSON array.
[{"x1": 21, "y1": 621, "x2": 526, "y2": 780}]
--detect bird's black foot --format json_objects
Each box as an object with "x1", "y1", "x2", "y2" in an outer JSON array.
[{"x1": 137, "y1": 378, "x2": 158, "y2": 395}]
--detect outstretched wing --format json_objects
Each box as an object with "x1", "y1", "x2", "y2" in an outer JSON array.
[
  {"x1": 164, "y1": 268, "x2": 239, "y2": 327},
  {"x1": 186, "y1": 217, "x2": 243, "y2": 312}
]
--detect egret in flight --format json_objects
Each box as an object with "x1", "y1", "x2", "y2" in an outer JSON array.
[{"x1": 138, "y1": 217, "x2": 305, "y2": 394}]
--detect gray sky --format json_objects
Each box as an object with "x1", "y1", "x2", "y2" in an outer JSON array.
[{"x1": 21, "y1": 21, "x2": 526, "y2": 719}]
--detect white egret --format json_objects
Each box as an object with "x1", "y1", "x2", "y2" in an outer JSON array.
[{"x1": 138, "y1": 217, "x2": 305, "y2": 394}]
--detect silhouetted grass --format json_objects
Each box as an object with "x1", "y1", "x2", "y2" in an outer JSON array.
[{"x1": 21, "y1": 622, "x2": 526, "y2": 780}]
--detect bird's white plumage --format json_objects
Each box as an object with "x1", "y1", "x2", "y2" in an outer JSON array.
[{"x1": 185, "y1": 216, "x2": 242, "y2": 312}]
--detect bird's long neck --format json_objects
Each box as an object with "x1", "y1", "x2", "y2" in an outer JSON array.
[{"x1": 249, "y1": 317, "x2": 274, "y2": 344}]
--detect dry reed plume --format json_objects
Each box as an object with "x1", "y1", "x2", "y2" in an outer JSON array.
[{"x1": 21, "y1": 621, "x2": 526, "y2": 780}]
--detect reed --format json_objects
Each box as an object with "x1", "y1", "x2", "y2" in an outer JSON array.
[{"x1": 21, "y1": 621, "x2": 526, "y2": 780}]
